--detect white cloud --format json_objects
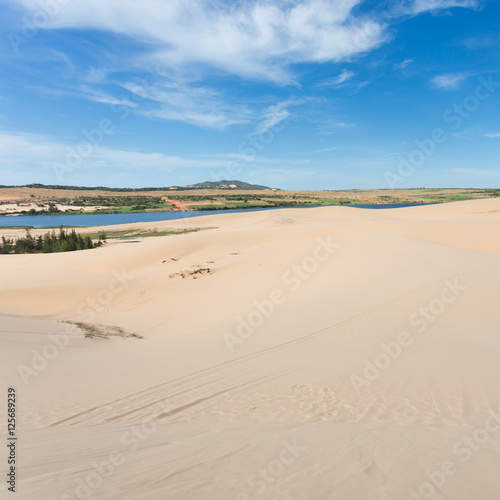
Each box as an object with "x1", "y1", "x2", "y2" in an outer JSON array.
[
  {"x1": 485, "y1": 132, "x2": 500, "y2": 138},
  {"x1": 0, "y1": 130, "x2": 238, "y2": 177},
  {"x1": 316, "y1": 146, "x2": 339, "y2": 153},
  {"x1": 121, "y1": 76, "x2": 251, "y2": 129},
  {"x1": 0, "y1": 131, "x2": 62, "y2": 165},
  {"x1": 393, "y1": 58, "x2": 414, "y2": 70},
  {"x1": 461, "y1": 33, "x2": 500, "y2": 50},
  {"x1": 318, "y1": 120, "x2": 356, "y2": 134},
  {"x1": 15, "y1": 0, "x2": 388, "y2": 84},
  {"x1": 79, "y1": 87, "x2": 138, "y2": 108},
  {"x1": 45, "y1": 71, "x2": 251, "y2": 130},
  {"x1": 252, "y1": 99, "x2": 302, "y2": 136},
  {"x1": 318, "y1": 69, "x2": 355, "y2": 88},
  {"x1": 253, "y1": 104, "x2": 289, "y2": 136},
  {"x1": 392, "y1": 0, "x2": 481, "y2": 16},
  {"x1": 431, "y1": 73, "x2": 467, "y2": 90},
  {"x1": 451, "y1": 128, "x2": 477, "y2": 140},
  {"x1": 10, "y1": 0, "x2": 481, "y2": 133}
]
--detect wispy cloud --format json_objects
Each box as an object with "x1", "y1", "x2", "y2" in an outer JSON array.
[
  {"x1": 122, "y1": 77, "x2": 252, "y2": 130},
  {"x1": 485, "y1": 132, "x2": 500, "y2": 138},
  {"x1": 0, "y1": 130, "x2": 239, "y2": 174},
  {"x1": 394, "y1": 0, "x2": 482, "y2": 16},
  {"x1": 79, "y1": 87, "x2": 138, "y2": 108},
  {"x1": 318, "y1": 69, "x2": 355, "y2": 88},
  {"x1": 252, "y1": 99, "x2": 302, "y2": 136},
  {"x1": 451, "y1": 128, "x2": 478, "y2": 140},
  {"x1": 393, "y1": 58, "x2": 414, "y2": 71},
  {"x1": 461, "y1": 32, "x2": 500, "y2": 50},
  {"x1": 431, "y1": 72, "x2": 467, "y2": 90},
  {"x1": 317, "y1": 120, "x2": 356, "y2": 134}
]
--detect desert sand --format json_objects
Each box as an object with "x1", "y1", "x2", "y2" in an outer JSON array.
[{"x1": 1, "y1": 199, "x2": 500, "y2": 499}]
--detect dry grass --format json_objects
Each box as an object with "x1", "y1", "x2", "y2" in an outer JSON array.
[{"x1": 61, "y1": 321, "x2": 143, "y2": 340}]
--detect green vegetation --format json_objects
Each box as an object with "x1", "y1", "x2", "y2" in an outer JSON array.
[
  {"x1": 418, "y1": 194, "x2": 476, "y2": 202},
  {"x1": 85, "y1": 227, "x2": 214, "y2": 240},
  {"x1": 68, "y1": 195, "x2": 164, "y2": 208},
  {"x1": 0, "y1": 226, "x2": 214, "y2": 254},
  {"x1": 1, "y1": 187, "x2": 500, "y2": 218},
  {"x1": 186, "y1": 205, "x2": 224, "y2": 211},
  {"x1": 317, "y1": 198, "x2": 368, "y2": 205},
  {"x1": 4, "y1": 195, "x2": 174, "y2": 216},
  {"x1": 180, "y1": 193, "x2": 319, "y2": 210},
  {"x1": 0, "y1": 227, "x2": 104, "y2": 254}
]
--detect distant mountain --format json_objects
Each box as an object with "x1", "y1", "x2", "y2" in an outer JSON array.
[
  {"x1": 182, "y1": 180, "x2": 273, "y2": 190},
  {"x1": 4, "y1": 180, "x2": 275, "y2": 192}
]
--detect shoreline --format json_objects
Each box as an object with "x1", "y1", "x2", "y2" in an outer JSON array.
[
  {"x1": 0, "y1": 202, "x2": 438, "y2": 230},
  {"x1": 0, "y1": 201, "x2": 428, "y2": 218}
]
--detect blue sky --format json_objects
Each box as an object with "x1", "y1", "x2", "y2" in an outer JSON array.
[{"x1": 0, "y1": 0, "x2": 499, "y2": 190}]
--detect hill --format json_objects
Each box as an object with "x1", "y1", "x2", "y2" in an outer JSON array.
[
  {"x1": 0, "y1": 180, "x2": 273, "y2": 192},
  {"x1": 183, "y1": 180, "x2": 272, "y2": 190}
]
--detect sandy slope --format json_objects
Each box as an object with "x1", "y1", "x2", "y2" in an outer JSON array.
[{"x1": 1, "y1": 199, "x2": 500, "y2": 499}]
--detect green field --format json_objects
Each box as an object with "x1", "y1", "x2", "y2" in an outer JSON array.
[
  {"x1": 85, "y1": 227, "x2": 215, "y2": 240},
  {"x1": 1, "y1": 187, "x2": 499, "y2": 217}
]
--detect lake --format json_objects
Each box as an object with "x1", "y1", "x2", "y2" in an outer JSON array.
[{"x1": 0, "y1": 204, "x2": 432, "y2": 228}]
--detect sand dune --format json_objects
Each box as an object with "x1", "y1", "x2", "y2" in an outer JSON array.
[{"x1": 1, "y1": 199, "x2": 500, "y2": 499}]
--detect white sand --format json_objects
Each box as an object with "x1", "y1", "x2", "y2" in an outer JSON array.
[
  {"x1": 1, "y1": 199, "x2": 500, "y2": 499},
  {"x1": 0, "y1": 202, "x2": 108, "y2": 214}
]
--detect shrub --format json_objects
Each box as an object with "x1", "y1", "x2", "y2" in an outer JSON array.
[{"x1": 0, "y1": 226, "x2": 103, "y2": 254}]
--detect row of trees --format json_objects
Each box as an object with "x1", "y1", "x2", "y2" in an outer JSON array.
[
  {"x1": 68, "y1": 195, "x2": 163, "y2": 207},
  {"x1": 0, "y1": 228, "x2": 106, "y2": 254}
]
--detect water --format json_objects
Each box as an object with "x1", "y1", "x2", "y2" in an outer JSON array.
[
  {"x1": 0, "y1": 208, "x2": 277, "y2": 228},
  {"x1": 0, "y1": 204, "x2": 432, "y2": 228}
]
